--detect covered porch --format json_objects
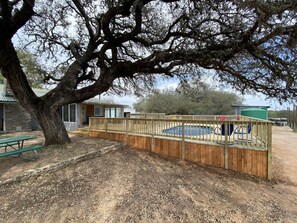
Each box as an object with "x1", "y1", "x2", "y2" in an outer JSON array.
[{"x1": 79, "y1": 103, "x2": 124, "y2": 127}]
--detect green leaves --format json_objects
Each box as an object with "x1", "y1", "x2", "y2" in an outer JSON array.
[
  {"x1": 17, "y1": 50, "x2": 44, "y2": 88},
  {"x1": 134, "y1": 81, "x2": 242, "y2": 115}
]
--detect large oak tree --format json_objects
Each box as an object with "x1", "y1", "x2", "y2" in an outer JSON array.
[{"x1": 0, "y1": 0, "x2": 296, "y2": 145}]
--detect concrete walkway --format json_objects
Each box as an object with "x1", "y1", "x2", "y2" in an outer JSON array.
[{"x1": 272, "y1": 126, "x2": 297, "y2": 184}]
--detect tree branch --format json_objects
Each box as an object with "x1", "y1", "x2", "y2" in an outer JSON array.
[
  {"x1": 71, "y1": 0, "x2": 95, "y2": 40},
  {"x1": 10, "y1": 0, "x2": 35, "y2": 36}
]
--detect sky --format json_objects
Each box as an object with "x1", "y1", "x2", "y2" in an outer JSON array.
[{"x1": 102, "y1": 77, "x2": 293, "y2": 112}]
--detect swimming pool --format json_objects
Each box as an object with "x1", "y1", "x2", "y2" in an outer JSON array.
[{"x1": 162, "y1": 125, "x2": 212, "y2": 136}]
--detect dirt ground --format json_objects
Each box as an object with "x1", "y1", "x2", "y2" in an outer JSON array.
[
  {"x1": 0, "y1": 127, "x2": 297, "y2": 222},
  {"x1": 272, "y1": 126, "x2": 297, "y2": 185}
]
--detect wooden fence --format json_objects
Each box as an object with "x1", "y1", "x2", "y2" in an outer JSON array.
[{"x1": 89, "y1": 117, "x2": 272, "y2": 179}]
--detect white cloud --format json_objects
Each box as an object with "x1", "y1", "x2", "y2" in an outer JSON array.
[
  {"x1": 101, "y1": 94, "x2": 138, "y2": 107},
  {"x1": 114, "y1": 95, "x2": 138, "y2": 107},
  {"x1": 154, "y1": 77, "x2": 179, "y2": 90}
]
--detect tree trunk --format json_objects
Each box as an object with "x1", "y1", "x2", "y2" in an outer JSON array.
[
  {"x1": 34, "y1": 107, "x2": 71, "y2": 146},
  {"x1": 0, "y1": 40, "x2": 71, "y2": 146}
]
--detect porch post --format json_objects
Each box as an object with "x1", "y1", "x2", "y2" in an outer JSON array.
[{"x1": 79, "y1": 104, "x2": 83, "y2": 128}]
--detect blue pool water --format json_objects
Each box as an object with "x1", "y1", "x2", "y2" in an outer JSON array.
[{"x1": 162, "y1": 125, "x2": 212, "y2": 136}]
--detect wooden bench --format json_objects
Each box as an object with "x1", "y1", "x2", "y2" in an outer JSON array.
[{"x1": 0, "y1": 145, "x2": 43, "y2": 159}]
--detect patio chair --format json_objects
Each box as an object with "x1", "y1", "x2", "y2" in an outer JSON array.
[
  {"x1": 234, "y1": 123, "x2": 252, "y2": 135},
  {"x1": 233, "y1": 123, "x2": 253, "y2": 143},
  {"x1": 213, "y1": 124, "x2": 234, "y2": 136},
  {"x1": 213, "y1": 124, "x2": 234, "y2": 145}
]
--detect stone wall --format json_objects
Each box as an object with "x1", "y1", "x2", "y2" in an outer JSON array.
[{"x1": 5, "y1": 103, "x2": 32, "y2": 132}]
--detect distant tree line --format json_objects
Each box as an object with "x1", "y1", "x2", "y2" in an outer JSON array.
[
  {"x1": 268, "y1": 110, "x2": 290, "y2": 119},
  {"x1": 269, "y1": 107, "x2": 297, "y2": 131},
  {"x1": 134, "y1": 80, "x2": 242, "y2": 115}
]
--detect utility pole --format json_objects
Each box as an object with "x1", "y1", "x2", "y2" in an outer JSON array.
[
  {"x1": 287, "y1": 107, "x2": 291, "y2": 128},
  {"x1": 294, "y1": 105, "x2": 297, "y2": 132}
]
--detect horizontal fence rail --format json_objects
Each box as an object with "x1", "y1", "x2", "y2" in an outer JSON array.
[
  {"x1": 89, "y1": 117, "x2": 271, "y2": 151},
  {"x1": 165, "y1": 115, "x2": 258, "y2": 122},
  {"x1": 129, "y1": 113, "x2": 166, "y2": 119}
]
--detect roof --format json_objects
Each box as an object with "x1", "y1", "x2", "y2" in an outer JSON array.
[
  {"x1": 82, "y1": 97, "x2": 126, "y2": 107},
  {"x1": 0, "y1": 84, "x2": 126, "y2": 106},
  {"x1": 231, "y1": 104, "x2": 270, "y2": 108},
  {"x1": 0, "y1": 84, "x2": 16, "y2": 102}
]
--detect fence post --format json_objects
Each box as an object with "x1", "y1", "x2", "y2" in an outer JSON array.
[
  {"x1": 182, "y1": 121, "x2": 185, "y2": 160},
  {"x1": 104, "y1": 118, "x2": 107, "y2": 133},
  {"x1": 287, "y1": 107, "x2": 291, "y2": 128},
  {"x1": 151, "y1": 119, "x2": 155, "y2": 152},
  {"x1": 224, "y1": 122, "x2": 229, "y2": 169},
  {"x1": 125, "y1": 118, "x2": 129, "y2": 142},
  {"x1": 89, "y1": 117, "x2": 92, "y2": 129},
  {"x1": 292, "y1": 106, "x2": 294, "y2": 128},
  {"x1": 267, "y1": 123, "x2": 272, "y2": 180},
  {"x1": 293, "y1": 105, "x2": 297, "y2": 132}
]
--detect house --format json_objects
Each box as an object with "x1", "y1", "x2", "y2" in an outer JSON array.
[
  {"x1": 0, "y1": 83, "x2": 126, "y2": 132},
  {"x1": 123, "y1": 106, "x2": 136, "y2": 117}
]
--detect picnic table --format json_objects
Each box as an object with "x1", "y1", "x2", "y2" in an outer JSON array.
[{"x1": 0, "y1": 135, "x2": 43, "y2": 160}]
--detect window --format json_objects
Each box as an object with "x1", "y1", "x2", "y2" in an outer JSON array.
[
  {"x1": 110, "y1": 108, "x2": 115, "y2": 118},
  {"x1": 70, "y1": 104, "x2": 76, "y2": 122},
  {"x1": 94, "y1": 105, "x2": 103, "y2": 116},
  {"x1": 63, "y1": 104, "x2": 69, "y2": 122},
  {"x1": 105, "y1": 108, "x2": 110, "y2": 118},
  {"x1": 105, "y1": 107, "x2": 122, "y2": 118},
  {"x1": 60, "y1": 104, "x2": 76, "y2": 122},
  {"x1": 116, "y1": 108, "x2": 121, "y2": 118}
]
